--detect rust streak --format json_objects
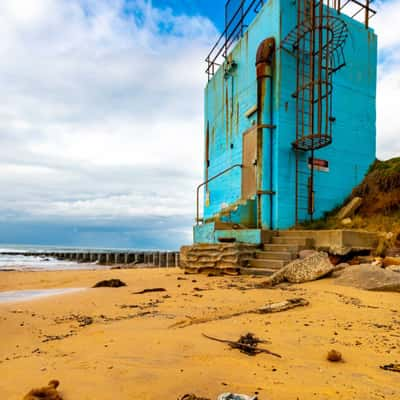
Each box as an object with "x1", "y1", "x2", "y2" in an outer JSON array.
[{"x1": 225, "y1": 85, "x2": 229, "y2": 148}]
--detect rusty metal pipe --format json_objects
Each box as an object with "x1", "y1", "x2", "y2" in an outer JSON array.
[
  {"x1": 255, "y1": 37, "x2": 275, "y2": 229},
  {"x1": 268, "y1": 66, "x2": 274, "y2": 228}
]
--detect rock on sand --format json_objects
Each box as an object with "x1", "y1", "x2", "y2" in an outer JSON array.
[
  {"x1": 335, "y1": 264, "x2": 400, "y2": 292},
  {"x1": 265, "y1": 252, "x2": 334, "y2": 285}
]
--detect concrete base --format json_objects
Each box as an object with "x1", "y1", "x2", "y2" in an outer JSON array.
[
  {"x1": 180, "y1": 243, "x2": 257, "y2": 274},
  {"x1": 278, "y1": 230, "x2": 378, "y2": 255},
  {"x1": 193, "y1": 223, "x2": 377, "y2": 255},
  {"x1": 193, "y1": 222, "x2": 272, "y2": 245}
]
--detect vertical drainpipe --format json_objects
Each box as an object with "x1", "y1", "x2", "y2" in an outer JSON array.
[{"x1": 256, "y1": 37, "x2": 275, "y2": 230}]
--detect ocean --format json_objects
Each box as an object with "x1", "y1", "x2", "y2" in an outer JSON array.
[{"x1": 0, "y1": 244, "x2": 121, "y2": 271}]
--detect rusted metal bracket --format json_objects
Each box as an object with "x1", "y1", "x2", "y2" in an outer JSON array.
[
  {"x1": 258, "y1": 123, "x2": 276, "y2": 129},
  {"x1": 257, "y1": 190, "x2": 276, "y2": 195}
]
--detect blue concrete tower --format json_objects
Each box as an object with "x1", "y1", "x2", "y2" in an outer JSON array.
[{"x1": 194, "y1": 0, "x2": 377, "y2": 244}]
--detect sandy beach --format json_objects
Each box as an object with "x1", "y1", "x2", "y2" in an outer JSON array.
[{"x1": 0, "y1": 268, "x2": 399, "y2": 399}]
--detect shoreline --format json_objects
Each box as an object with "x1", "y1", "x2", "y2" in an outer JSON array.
[
  {"x1": 1, "y1": 268, "x2": 399, "y2": 399},
  {"x1": 0, "y1": 288, "x2": 87, "y2": 304},
  {"x1": 0, "y1": 248, "x2": 181, "y2": 269}
]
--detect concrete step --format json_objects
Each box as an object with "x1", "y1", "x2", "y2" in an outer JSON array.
[
  {"x1": 248, "y1": 258, "x2": 286, "y2": 270},
  {"x1": 240, "y1": 267, "x2": 276, "y2": 276},
  {"x1": 263, "y1": 243, "x2": 300, "y2": 252},
  {"x1": 276, "y1": 230, "x2": 313, "y2": 237},
  {"x1": 272, "y1": 236, "x2": 313, "y2": 248},
  {"x1": 256, "y1": 251, "x2": 294, "y2": 261}
]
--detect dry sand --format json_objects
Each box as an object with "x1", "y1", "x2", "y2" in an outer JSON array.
[{"x1": 0, "y1": 268, "x2": 399, "y2": 399}]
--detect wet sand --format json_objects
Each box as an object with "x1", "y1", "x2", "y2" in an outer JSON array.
[
  {"x1": 0, "y1": 288, "x2": 86, "y2": 303},
  {"x1": 0, "y1": 268, "x2": 399, "y2": 399}
]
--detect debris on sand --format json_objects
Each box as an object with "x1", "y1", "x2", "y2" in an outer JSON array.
[
  {"x1": 193, "y1": 287, "x2": 208, "y2": 292},
  {"x1": 77, "y1": 316, "x2": 93, "y2": 327},
  {"x1": 118, "y1": 304, "x2": 140, "y2": 309},
  {"x1": 93, "y1": 279, "x2": 127, "y2": 288},
  {"x1": 218, "y1": 393, "x2": 258, "y2": 400},
  {"x1": 98, "y1": 311, "x2": 155, "y2": 323},
  {"x1": 23, "y1": 379, "x2": 62, "y2": 400},
  {"x1": 380, "y1": 363, "x2": 400, "y2": 373},
  {"x1": 54, "y1": 313, "x2": 93, "y2": 327},
  {"x1": 42, "y1": 333, "x2": 75, "y2": 343},
  {"x1": 327, "y1": 349, "x2": 343, "y2": 362},
  {"x1": 180, "y1": 394, "x2": 210, "y2": 400},
  {"x1": 257, "y1": 298, "x2": 309, "y2": 313},
  {"x1": 170, "y1": 298, "x2": 309, "y2": 328},
  {"x1": 132, "y1": 288, "x2": 166, "y2": 294},
  {"x1": 202, "y1": 332, "x2": 281, "y2": 358}
]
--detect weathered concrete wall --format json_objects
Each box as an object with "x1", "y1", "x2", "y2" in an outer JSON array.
[
  {"x1": 180, "y1": 243, "x2": 257, "y2": 274},
  {"x1": 204, "y1": 0, "x2": 279, "y2": 225},
  {"x1": 194, "y1": 222, "x2": 273, "y2": 244},
  {"x1": 278, "y1": 4, "x2": 377, "y2": 227},
  {"x1": 279, "y1": 230, "x2": 378, "y2": 255}
]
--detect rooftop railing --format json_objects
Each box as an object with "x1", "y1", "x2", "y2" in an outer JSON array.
[
  {"x1": 205, "y1": 0, "x2": 376, "y2": 80},
  {"x1": 205, "y1": 0, "x2": 265, "y2": 80}
]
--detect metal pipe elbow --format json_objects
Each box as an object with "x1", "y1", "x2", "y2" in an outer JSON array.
[
  {"x1": 256, "y1": 37, "x2": 275, "y2": 65},
  {"x1": 256, "y1": 37, "x2": 275, "y2": 78}
]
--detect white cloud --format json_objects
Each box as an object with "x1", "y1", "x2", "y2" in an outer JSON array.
[
  {"x1": 373, "y1": 0, "x2": 400, "y2": 160},
  {"x1": 338, "y1": 0, "x2": 400, "y2": 160},
  {"x1": 0, "y1": 0, "x2": 398, "y2": 239},
  {"x1": 0, "y1": 0, "x2": 217, "y2": 225}
]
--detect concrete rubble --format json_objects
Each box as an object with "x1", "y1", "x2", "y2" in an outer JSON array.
[
  {"x1": 336, "y1": 197, "x2": 363, "y2": 220},
  {"x1": 335, "y1": 264, "x2": 400, "y2": 292},
  {"x1": 341, "y1": 217, "x2": 352, "y2": 226},
  {"x1": 262, "y1": 252, "x2": 334, "y2": 285},
  {"x1": 384, "y1": 265, "x2": 400, "y2": 273},
  {"x1": 382, "y1": 256, "x2": 400, "y2": 267},
  {"x1": 180, "y1": 243, "x2": 257, "y2": 274}
]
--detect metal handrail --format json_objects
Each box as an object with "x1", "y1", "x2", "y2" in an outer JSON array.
[
  {"x1": 205, "y1": 0, "x2": 265, "y2": 79},
  {"x1": 196, "y1": 163, "x2": 243, "y2": 225}
]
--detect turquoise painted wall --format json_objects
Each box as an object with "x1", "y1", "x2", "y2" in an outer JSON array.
[
  {"x1": 201, "y1": 0, "x2": 377, "y2": 233},
  {"x1": 204, "y1": 0, "x2": 280, "y2": 224}
]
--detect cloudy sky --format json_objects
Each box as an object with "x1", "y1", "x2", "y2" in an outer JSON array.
[{"x1": 0, "y1": 0, "x2": 398, "y2": 249}]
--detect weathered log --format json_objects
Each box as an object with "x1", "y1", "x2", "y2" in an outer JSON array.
[{"x1": 257, "y1": 298, "x2": 309, "y2": 313}]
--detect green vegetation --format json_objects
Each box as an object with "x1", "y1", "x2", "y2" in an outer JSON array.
[
  {"x1": 368, "y1": 157, "x2": 400, "y2": 175},
  {"x1": 298, "y1": 157, "x2": 400, "y2": 254}
]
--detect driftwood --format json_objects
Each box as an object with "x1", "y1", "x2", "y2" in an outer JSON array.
[
  {"x1": 170, "y1": 311, "x2": 248, "y2": 329},
  {"x1": 257, "y1": 298, "x2": 309, "y2": 313},
  {"x1": 132, "y1": 288, "x2": 166, "y2": 294},
  {"x1": 180, "y1": 394, "x2": 210, "y2": 400},
  {"x1": 202, "y1": 333, "x2": 282, "y2": 358},
  {"x1": 380, "y1": 363, "x2": 400, "y2": 373},
  {"x1": 169, "y1": 298, "x2": 309, "y2": 328}
]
